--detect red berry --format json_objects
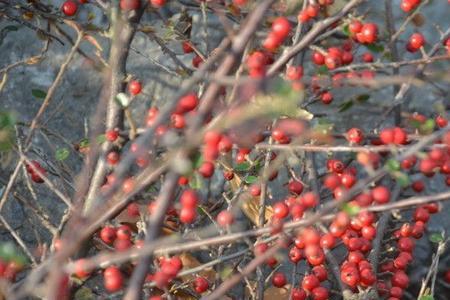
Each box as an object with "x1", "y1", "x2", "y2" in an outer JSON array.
[
  {"x1": 100, "y1": 226, "x2": 117, "y2": 244},
  {"x1": 349, "y1": 20, "x2": 363, "y2": 34},
  {"x1": 216, "y1": 210, "x2": 234, "y2": 227},
  {"x1": 302, "y1": 274, "x2": 320, "y2": 291},
  {"x1": 346, "y1": 128, "x2": 364, "y2": 144},
  {"x1": 286, "y1": 66, "x2": 304, "y2": 81},
  {"x1": 391, "y1": 270, "x2": 409, "y2": 289},
  {"x1": 179, "y1": 208, "x2": 196, "y2": 224},
  {"x1": 272, "y1": 272, "x2": 287, "y2": 288},
  {"x1": 180, "y1": 189, "x2": 199, "y2": 208},
  {"x1": 320, "y1": 233, "x2": 336, "y2": 249},
  {"x1": 321, "y1": 91, "x2": 333, "y2": 104},
  {"x1": 289, "y1": 247, "x2": 303, "y2": 263},
  {"x1": 176, "y1": 93, "x2": 199, "y2": 114},
  {"x1": 312, "y1": 51, "x2": 325, "y2": 65},
  {"x1": 249, "y1": 184, "x2": 261, "y2": 197},
  {"x1": 62, "y1": 1, "x2": 77, "y2": 16},
  {"x1": 312, "y1": 265, "x2": 328, "y2": 282},
  {"x1": 104, "y1": 266, "x2": 123, "y2": 292},
  {"x1": 409, "y1": 33, "x2": 425, "y2": 50},
  {"x1": 150, "y1": 0, "x2": 166, "y2": 8},
  {"x1": 371, "y1": 186, "x2": 390, "y2": 204},
  {"x1": 271, "y1": 17, "x2": 291, "y2": 40},
  {"x1": 273, "y1": 201, "x2": 289, "y2": 219},
  {"x1": 436, "y1": 115, "x2": 448, "y2": 128},
  {"x1": 74, "y1": 259, "x2": 91, "y2": 279},
  {"x1": 105, "y1": 129, "x2": 119, "y2": 142},
  {"x1": 193, "y1": 276, "x2": 209, "y2": 293},
  {"x1": 120, "y1": 0, "x2": 141, "y2": 11},
  {"x1": 198, "y1": 161, "x2": 215, "y2": 178},
  {"x1": 341, "y1": 267, "x2": 360, "y2": 288},
  {"x1": 291, "y1": 288, "x2": 307, "y2": 300},
  {"x1": 128, "y1": 80, "x2": 142, "y2": 95},
  {"x1": 311, "y1": 286, "x2": 329, "y2": 300}
]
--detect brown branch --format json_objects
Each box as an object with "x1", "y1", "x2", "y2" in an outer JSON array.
[{"x1": 122, "y1": 172, "x2": 178, "y2": 300}]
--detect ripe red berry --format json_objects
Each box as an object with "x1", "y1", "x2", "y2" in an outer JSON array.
[
  {"x1": 346, "y1": 128, "x2": 364, "y2": 144},
  {"x1": 249, "y1": 184, "x2": 261, "y2": 197},
  {"x1": 358, "y1": 23, "x2": 378, "y2": 44},
  {"x1": 216, "y1": 210, "x2": 234, "y2": 227},
  {"x1": 273, "y1": 201, "x2": 289, "y2": 219},
  {"x1": 311, "y1": 286, "x2": 329, "y2": 300},
  {"x1": 198, "y1": 161, "x2": 215, "y2": 178},
  {"x1": 151, "y1": 0, "x2": 166, "y2": 8},
  {"x1": 128, "y1": 80, "x2": 142, "y2": 95},
  {"x1": 302, "y1": 192, "x2": 318, "y2": 208},
  {"x1": 349, "y1": 20, "x2": 363, "y2": 34},
  {"x1": 444, "y1": 269, "x2": 450, "y2": 284},
  {"x1": 286, "y1": 66, "x2": 304, "y2": 81},
  {"x1": 74, "y1": 259, "x2": 91, "y2": 279},
  {"x1": 312, "y1": 51, "x2": 325, "y2": 65},
  {"x1": 436, "y1": 115, "x2": 448, "y2": 128},
  {"x1": 271, "y1": 17, "x2": 291, "y2": 40},
  {"x1": 105, "y1": 129, "x2": 119, "y2": 142},
  {"x1": 100, "y1": 226, "x2": 117, "y2": 244},
  {"x1": 320, "y1": 233, "x2": 336, "y2": 249},
  {"x1": 272, "y1": 272, "x2": 287, "y2": 288},
  {"x1": 391, "y1": 270, "x2": 409, "y2": 289},
  {"x1": 371, "y1": 186, "x2": 390, "y2": 204},
  {"x1": 291, "y1": 288, "x2": 307, "y2": 300},
  {"x1": 341, "y1": 267, "x2": 360, "y2": 288},
  {"x1": 179, "y1": 207, "x2": 196, "y2": 224},
  {"x1": 120, "y1": 0, "x2": 141, "y2": 11},
  {"x1": 409, "y1": 33, "x2": 425, "y2": 50},
  {"x1": 180, "y1": 189, "x2": 199, "y2": 208},
  {"x1": 104, "y1": 266, "x2": 123, "y2": 292},
  {"x1": 61, "y1": 1, "x2": 78, "y2": 16},
  {"x1": 176, "y1": 93, "x2": 199, "y2": 114},
  {"x1": 321, "y1": 91, "x2": 333, "y2": 104},
  {"x1": 312, "y1": 265, "x2": 328, "y2": 282},
  {"x1": 289, "y1": 247, "x2": 303, "y2": 263},
  {"x1": 302, "y1": 274, "x2": 320, "y2": 291},
  {"x1": 193, "y1": 276, "x2": 209, "y2": 293}
]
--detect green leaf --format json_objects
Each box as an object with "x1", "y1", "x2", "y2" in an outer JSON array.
[
  {"x1": 0, "y1": 111, "x2": 16, "y2": 152},
  {"x1": 365, "y1": 43, "x2": 384, "y2": 53},
  {"x1": 234, "y1": 162, "x2": 251, "y2": 172},
  {"x1": 419, "y1": 296, "x2": 434, "y2": 300},
  {"x1": 393, "y1": 171, "x2": 410, "y2": 187},
  {"x1": 79, "y1": 138, "x2": 89, "y2": 149},
  {"x1": 419, "y1": 119, "x2": 435, "y2": 135},
  {"x1": 342, "y1": 203, "x2": 360, "y2": 216},
  {"x1": 219, "y1": 265, "x2": 234, "y2": 280},
  {"x1": 74, "y1": 287, "x2": 95, "y2": 300},
  {"x1": 356, "y1": 94, "x2": 370, "y2": 103},
  {"x1": 317, "y1": 65, "x2": 329, "y2": 75},
  {"x1": 429, "y1": 232, "x2": 444, "y2": 243},
  {"x1": 342, "y1": 24, "x2": 350, "y2": 37},
  {"x1": 189, "y1": 173, "x2": 203, "y2": 190},
  {"x1": 386, "y1": 159, "x2": 401, "y2": 172},
  {"x1": 338, "y1": 100, "x2": 354, "y2": 112},
  {"x1": 192, "y1": 152, "x2": 203, "y2": 169},
  {"x1": 31, "y1": 89, "x2": 47, "y2": 99},
  {"x1": 55, "y1": 148, "x2": 70, "y2": 161},
  {"x1": 244, "y1": 175, "x2": 258, "y2": 184},
  {"x1": 96, "y1": 134, "x2": 106, "y2": 144}
]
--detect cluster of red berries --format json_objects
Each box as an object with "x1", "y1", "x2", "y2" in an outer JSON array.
[
  {"x1": 25, "y1": 160, "x2": 47, "y2": 183},
  {"x1": 263, "y1": 17, "x2": 292, "y2": 52},
  {"x1": 246, "y1": 50, "x2": 274, "y2": 78},
  {"x1": 0, "y1": 259, "x2": 22, "y2": 283},
  {"x1": 348, "y1": 20, "x2": 379, "y2": 45},
  {"x1": 181, "y1": 39, "x2": 203, "y2": 68},
  {"x1": 298, "y1": 1, "x2": 335, "y2": 24}
]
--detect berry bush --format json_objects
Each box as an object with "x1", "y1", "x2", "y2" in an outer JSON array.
[{"x1": 0, "y1": 0, "x2": 450, "y2": 299}]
